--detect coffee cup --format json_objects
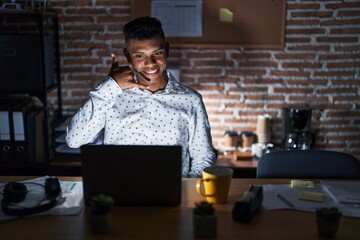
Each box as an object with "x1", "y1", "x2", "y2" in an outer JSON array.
[
  {"x1": 251, "y1": 143, "x2": 274, "y2": 159},
  {"x1": 196, "y1": 166, "x2": 233, "y2": 204}
]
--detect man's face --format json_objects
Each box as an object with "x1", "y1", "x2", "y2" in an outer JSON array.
[{"x1": 124, "y1": 36, "x2": 169, "y2": 86}]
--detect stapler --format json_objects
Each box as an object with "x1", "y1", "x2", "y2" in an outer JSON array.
[{"x1": 232, "y1": 185, "x2": 263, "y2": 223}]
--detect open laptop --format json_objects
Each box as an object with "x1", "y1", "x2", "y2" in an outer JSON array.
[{"x1": 80, "y1": 145, "x2": 182, "y2": 206}]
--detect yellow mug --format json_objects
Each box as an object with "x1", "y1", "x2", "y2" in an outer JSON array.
[{"x1": 196, "y1": 166, "x2": 233, "y2": 204}]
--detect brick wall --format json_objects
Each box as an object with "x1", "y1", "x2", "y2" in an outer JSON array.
[{"x1": 48, "y1": 0, "x2": 360, "y2": 158}]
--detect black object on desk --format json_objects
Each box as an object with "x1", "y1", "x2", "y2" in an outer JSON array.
[{"x1": 232, "y1": 185, "x2": 263, "y2": 223}]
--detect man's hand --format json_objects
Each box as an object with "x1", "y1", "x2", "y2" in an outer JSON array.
[{"x1": 109, "y1": 53, "x2": 149, "y2": 90}]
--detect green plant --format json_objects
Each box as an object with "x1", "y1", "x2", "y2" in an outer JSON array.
[
  {"x1": 316, "y1": 207, "x2": 341, "y2": 220},
  {"x1": 90, "y1": 194, "x2": 114, "y2": 215},
  {"x1": 193, "y1": 201, "x2": 215, "y2": 216}
]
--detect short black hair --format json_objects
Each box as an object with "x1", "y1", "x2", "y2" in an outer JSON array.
[{"x1": 123, "y1": 16, "x2": 165, "y2": 43}]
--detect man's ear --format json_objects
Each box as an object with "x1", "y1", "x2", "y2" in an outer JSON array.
[
  {"x1": 123, "y1": 48, "x2": 131, "y2": 63},
  {"x1": 165, "y1": 42, "x2": 170, "y2": 58}
]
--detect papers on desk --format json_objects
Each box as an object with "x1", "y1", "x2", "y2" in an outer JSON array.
[
  {"x1": 0, "y1": 176, "x2": 84, "y2": 222},
  {"x1": 321, "y1": 181, "x2": 360, "y2": 204},
  {"x1": 262, "y1": 181, "x2": 360, "y2": 218}
]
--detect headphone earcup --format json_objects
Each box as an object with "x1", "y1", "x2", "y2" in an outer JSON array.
[
  {"x1": 45, "y1": 177, "x2": 61, "y2": 201},
  {"x1": 3, "y1": 182, "x2": 28, "y2": 203}
]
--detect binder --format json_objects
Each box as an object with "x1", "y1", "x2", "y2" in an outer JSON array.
[
  {"x1": 0, "y1": 100, "x2": 13, "y2": 165},
  {"x1": 11, "y1": 98, "x2": 33, "y2": 165},
  {"x1": 34, "y1": 108, "x2": 45, "y2": 163}
]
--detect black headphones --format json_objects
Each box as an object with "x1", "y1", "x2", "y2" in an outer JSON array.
[{"x1": 1, "y1": 177, "x2": 62, "y2": 216}]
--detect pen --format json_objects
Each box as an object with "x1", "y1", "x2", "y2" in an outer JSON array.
[{"x1": 276, "y1": 193, "x2": 294, "y2": 209}]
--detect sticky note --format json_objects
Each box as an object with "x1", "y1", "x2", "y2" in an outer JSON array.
[
  {"x1": 291, "y1": 180, "x2": 315, "y2": 189},
  {"x1": 219, "y1": 8, "x2": 233, "y2": 23},
  {"x1": 298, "y1": 191, "x2": 325, "y2": 202}
]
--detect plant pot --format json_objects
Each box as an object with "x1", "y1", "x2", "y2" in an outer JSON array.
[
  {"x1": 316, "y1": 216, "x2": 340, "y2": 239},
  {"x1": 89, "y1": 213, "x2": 110, "y2": 234},
  {"x1": 193, "y1": 214, "x2": 217, "y2": 237}
]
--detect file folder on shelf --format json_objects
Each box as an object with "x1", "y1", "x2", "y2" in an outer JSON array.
[
  {"x1": 0, "y1": 101, "x2": 13, "y2": 164},
  {"x1": 11, "y1": 98, "x2": 33, "y2": 165},
  {"x1": 0, "y1": 97, "x2": 45, "y2": 166}
]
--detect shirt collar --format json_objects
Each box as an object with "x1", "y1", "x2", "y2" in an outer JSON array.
[{"x1": 162, "y1": 70, "x2": 187, "y2": 94}]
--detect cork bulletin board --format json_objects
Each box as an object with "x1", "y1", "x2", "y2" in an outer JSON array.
[{"x1": 131, "y1": 0, "x2": 286, "y2": 49}]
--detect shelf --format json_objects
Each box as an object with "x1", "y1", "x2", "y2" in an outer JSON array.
[{"x1": 0, "y1": 11, "x2": 62, "y2": 175}]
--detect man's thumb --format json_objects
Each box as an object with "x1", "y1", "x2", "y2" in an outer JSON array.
[{"x1": 111, "y1": 53, "x2": 119, "y2": 64}]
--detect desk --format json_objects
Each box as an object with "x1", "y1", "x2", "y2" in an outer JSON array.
[{"x1": 1, "y1": 177, "x2": 359, "y2": 240}]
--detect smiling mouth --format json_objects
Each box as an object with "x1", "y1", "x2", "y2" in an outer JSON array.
[{"x1": 143, "y1": 68, "x2": 159, "y2": 75}]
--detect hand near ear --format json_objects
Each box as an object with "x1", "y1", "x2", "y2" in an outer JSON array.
[{"x1": 109, "y1": 53, "x2": 149, "y2": 90}]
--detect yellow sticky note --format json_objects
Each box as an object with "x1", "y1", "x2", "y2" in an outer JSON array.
[
  {"x1": 219, "y1": 8, "x2": 233, "y2": 23},
  {"x1": 291, "y1": 180, "x2": 315, "y2": 189},
  {"x1": 298, "y1": 191, "x2": 325, "y2": 202}
]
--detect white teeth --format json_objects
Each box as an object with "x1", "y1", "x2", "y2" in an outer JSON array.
[{"x1": 145, "y1": 69, "x2": 157, "y2": 74}]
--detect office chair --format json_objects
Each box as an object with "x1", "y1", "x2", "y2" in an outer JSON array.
[{"x1": 257, "y1": 150, "x2": 360, "y2": 179}]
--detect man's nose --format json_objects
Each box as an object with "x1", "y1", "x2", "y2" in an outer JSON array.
[{"x1": 145, "y1": 55, "x2": 156, "y2": 65}]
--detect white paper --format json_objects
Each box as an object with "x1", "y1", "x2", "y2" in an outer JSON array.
[
  {"x1": 321, "y1": 181, "x2": 360, "y2": 204},
  {"x1": 151, "y1": 0, "x2": 202, "y2": 37},
  {"x1": 262, "y1": 183, "x2": 360, "y2": 218},
  {"x1": 262, "y1": 184, "x2": 333, "y2": 211}
]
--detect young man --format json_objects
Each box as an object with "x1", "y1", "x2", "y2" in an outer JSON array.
[{"x1": 66, "y1": 16, "x2": 215, "y2": 177}]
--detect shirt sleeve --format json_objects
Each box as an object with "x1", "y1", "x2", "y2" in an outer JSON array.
[
  {"x1": 187, "y1": 95, "x2": 216, "y2": 178},
  {"x1": 66, "y1": 77, "x2": 122, "y2": 148}
]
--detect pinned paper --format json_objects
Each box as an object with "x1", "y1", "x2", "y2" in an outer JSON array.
[{"x1": 219, "y1": 8, "x2": 233, "y2": 23}]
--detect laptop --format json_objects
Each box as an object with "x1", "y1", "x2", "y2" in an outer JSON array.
[{"x1": 80, "y1": 145, "x2": 182, "y2": 206}]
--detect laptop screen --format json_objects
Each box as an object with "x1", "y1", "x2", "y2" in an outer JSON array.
[{"x1": 81, "y1": 145, "x2": 182, "y2": 206}]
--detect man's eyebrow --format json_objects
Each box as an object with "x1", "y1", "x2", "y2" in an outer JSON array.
[{"x1": 132, "y1": 48, "x2": 165, "y2": 55}]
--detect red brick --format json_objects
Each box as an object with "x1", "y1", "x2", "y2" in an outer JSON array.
[
  {"x1": 286, "y1": 37, "x2": 311, "y2": 43},
  {"x1": 335, "y1": 45, "x2": 360, "y2": 52},
  {"x1": 331, "y1": 28, "x2": 360, "y2": 34},
  {"x1": 286, "y1": 79, "x2": 327, "y2": 86},
  {"x1": 231, "y1": 52, "x2": 271, "y2": 59},
  {"x1": 192, "y1": 85, "x2": 224, "y2": 91},
  {"x1": 319, "y1": 54, "x2": 360, "y2": 60},
  {"x1": 314, "y1": 71, "x2": 355, "y2": 77},
  {"x1": 282, "y1": 62, "x2": 321, "y2": 69},
  {"x1": 286, "y1": 28, "x2": 326, "y2": 35},
  {"x1": 193, "y1": 60, "x2": 234, "y2": 67},
  {"x1": 287, "y1": 3, "x2": 320, "y2": 9},
  {"x1": 291, "y1": 11, "x2": 333, "y2": 18},
  {"x1": 243, "y1": 79, "x2": 283, "y2": 85},
  {"x1": 273, "y1": 87, "x2": 313, "y2": 94},
  {"x1": 286, "y1": 19, "x2": 320, "y2": 26},
  {"x1": 227, "y1": 69, "x2": 266, "y2": 76},
  {"x1": 327, "y1": 62, "x2": 360, "y2": 69},
  {"x1": 321, "y1": 18, "x2": 360, "y2": 26},
  {"x1": 337, "y1": 10, "x2": 360, "y2": 17},
  {"x1": 289, "y1": 96, "x2": 329, "y2": 102},
  {"x1": 326, "y1": 2, "x2": 360, "y2": 9},
  {"x1": 181, "y1": 69, "x2": 222, "y2": 75},
  {"x1": 271, "y1": 70, "x2": 310, "y2": 78},
  {"x1": 317, "y1": 37, "x2": 358, "y2": 43},
  {"x1": 186, "y1": 52, "x2": 225, "y2": 59},
  {"x1": 287, "y1": 45, "x2": 330, "y2": 51}
]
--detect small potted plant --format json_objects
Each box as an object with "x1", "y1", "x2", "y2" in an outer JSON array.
[
  {"x1": 89, "y1": 193, "x2": 114, "y2": 234},
  {"x1": 316, "y1": 207, "x2": 342, "y2": 238},
  {"x1": 193, "y1": 201, "x2": 217, "y2": 237}
]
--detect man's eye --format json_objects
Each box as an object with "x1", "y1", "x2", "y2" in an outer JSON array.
[
  {"x1": 135, "y1": 54, "x2": 144, "y2": 58},
  {"x1": 155, "y1": 50, "x2": 165, "y2": 56}
]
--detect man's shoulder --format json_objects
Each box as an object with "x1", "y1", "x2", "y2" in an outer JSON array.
[{"x1": 168, "y1": 75, "x2": 202, "y2": 99}]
